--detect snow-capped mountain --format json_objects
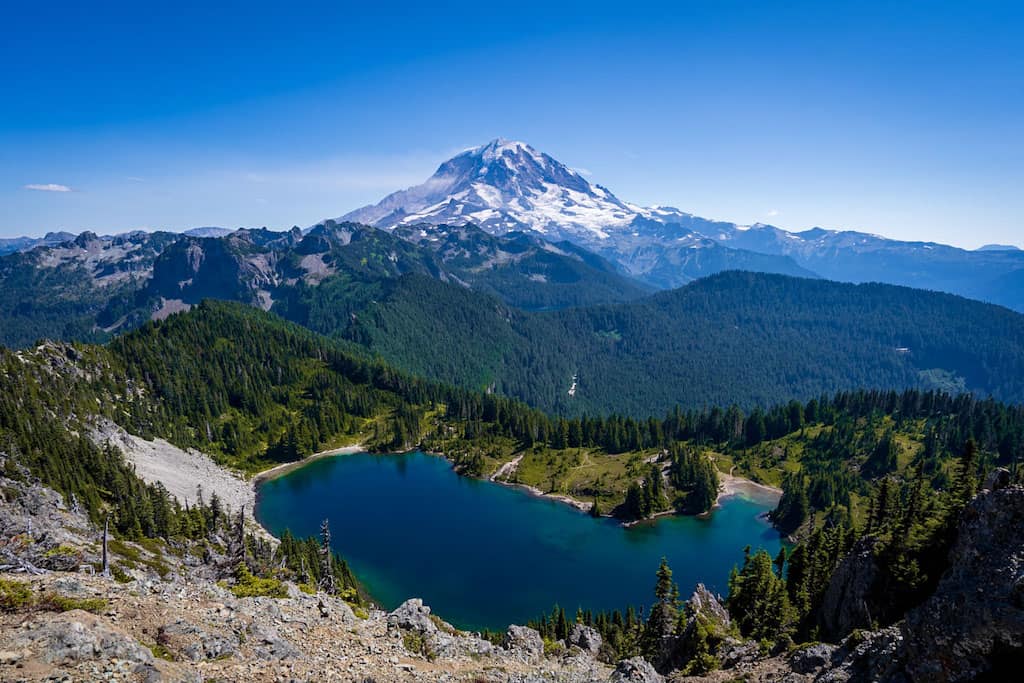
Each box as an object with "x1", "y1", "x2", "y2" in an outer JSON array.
[
  {"x1": 341, "y1": 138, "x2": 1024, "y2": 309},
  {"x1": 342, "y1": 138, "x2": 688, "y2": 242}
]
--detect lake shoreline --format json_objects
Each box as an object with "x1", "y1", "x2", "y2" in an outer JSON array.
[
  {"x1": 253, "y1": 443, "x2": 367, "y2": 485},
  {"x1": 253, "y1": 445, "x2": 782, "y2": 532}
]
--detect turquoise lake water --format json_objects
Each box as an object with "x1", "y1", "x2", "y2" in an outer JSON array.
[{"x1": 255, "y1": 451, "x2": 783, "y2": 631}]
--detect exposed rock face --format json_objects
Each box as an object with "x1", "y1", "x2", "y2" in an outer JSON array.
[
  {"x1": 568, "y1": 623, "x2": 603, "y2": 654},
  {"x1": 387, "y1": 597, "x2": 439, "y2": 634},
  {"x1": 684, "y1": 584, "x2": 730, "y2": 629},
  {"x1": 717, "y1": 637, "x2": 760, "y2": 669},
  {"x1": 609, "y1": 656, "x2": 664, "y2": 682},
  {"x1": 901, "y1": 485, "x2": 1024, "y2": 682},
  {"x1": 818, "y1": 536, "x2": 880, "y2": 640},
  {"x1": 247, "y1": 621, "x2": 300, "y2": 660},
  {"x1": 816, "y1": 625, "x2": 906, "y2": 683},
  {"x1": 788, "y1": 642, "x2": 838, "y2": 675},
  {"x1": 503, "y1": 624, "x2": 545, "y2": 662},
  {"x1": 12, "y1": 610, "x2": 155, "y2": 667},
  {"x1": 0, "y1": 460, "x2": 98, "y2": 574},
  {"x1": 159, "y1": 618, "x2": 239, "y2": 661}
]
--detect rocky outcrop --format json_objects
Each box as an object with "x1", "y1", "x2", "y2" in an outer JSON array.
[
  {"x1": 568, "y1": 623, "x2": 603, "y2": 654},
  {"x1": 12, "y1": 610, "x2": 154, "y2": 667},
  {"x1": 0, "y1": 460, "x2": 98, "y2": 575},
  {"x1": 788, "y1": 642, "x2": 837, "y2": 675},
  {"x1": 900, "y1": 484, "x2": 1024, "y2": 681},
  {"x1": 818, "y1": 536, "x2": 880, "y2": 640},
  {"x1": 387, "y1": 597, "x2": 440, "y2": 633},
  {"x1": 159, "y1": 618, "x2": 239, "y2": 661},
  {"x1": 816, "y1": 625, "x2": 906, "y2": 683},
  {"x1": 503, "y1": 624, "x2": 546, "y2": 662},
  {"x1": 610, "y1": 656, "x2": 664, "y2": 682},
  {"x1": 684, "y1": 584, "x2": 730, "y2": 630}
]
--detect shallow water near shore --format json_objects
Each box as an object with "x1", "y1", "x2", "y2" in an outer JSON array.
[{"x1": 255, "y1": 450, "x2": 783, "y2": 632}]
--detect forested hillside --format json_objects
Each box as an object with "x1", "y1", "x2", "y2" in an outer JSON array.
[{"x1": 301, "y1": 271, "x2": 1024, "y2": 416}]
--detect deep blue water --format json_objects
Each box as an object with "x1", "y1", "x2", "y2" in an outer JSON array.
[{"x1": 255, "y1": 451, "x2": 782, "y2": 631}]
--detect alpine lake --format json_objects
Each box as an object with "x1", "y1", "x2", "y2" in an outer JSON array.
[{"x1": 255, "y1": 450, "x2": 783, "y2": 632}]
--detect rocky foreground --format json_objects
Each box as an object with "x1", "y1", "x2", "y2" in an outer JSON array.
[{"x1": 2, "y1": 460, "x2": 1023, "y2": 682}]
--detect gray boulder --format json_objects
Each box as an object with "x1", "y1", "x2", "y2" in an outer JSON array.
[
  {"x1": 426, "y1": 631, "x2": 495, "y2": 660},
  {"x1": 789, "y1": 642, "x2": 837, "y2": 674},
  {"x1": 247, "y1": 622, "x2": 300, "y2": 660},
  {"x1": 503, "y1": 624, "x2": 545, "y2": 662},
  {"x1": 717, "y1": 637, "x2": 760, "y2": 669},
  {"x1": 13, "y1": 610, "x2": 154, "y2": 667},
  {"x1": 387, "y1": 598, "x2": 439, "y2": 634},
  {"x1": 609, "y1": 656, "x2": 663, "y2": 682},
  {"x1": 567, "y1": 623, "x2": 602, "y2": 654},
  {"x1": 817, "y1": 625, "x2": 906, "y2": 683}
]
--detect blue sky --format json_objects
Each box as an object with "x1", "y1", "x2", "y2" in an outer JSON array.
[{"x1": 2, "y1": 1, "x2": 1021, "y2": 248}]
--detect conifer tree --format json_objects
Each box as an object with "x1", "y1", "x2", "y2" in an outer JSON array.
[{"x1": 318, "y1": 518, "x2": 336, "y2": 594}]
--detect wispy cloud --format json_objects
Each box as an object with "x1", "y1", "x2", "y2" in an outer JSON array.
[
  {"x1": 766, "y1": 208, "x2": 780, "y2": 217},
  {"x1": 573, "y1": 167, "x2": 594, "y2": 177},
  {"x1": 24, "y1": 183, "x2": 72, "y2": 192}
]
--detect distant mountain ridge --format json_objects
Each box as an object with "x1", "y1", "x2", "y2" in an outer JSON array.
[
  {"x1": 343, "y1": 139, "x2": 1024, "y2": 310},
  {"x1": 0, "y1": 220, "x2": 649, "y2": 349}
]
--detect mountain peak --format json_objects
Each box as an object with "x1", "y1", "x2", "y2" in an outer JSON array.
[{"x1": 340, "y1": 138, "x2": 642, "y2": 240}]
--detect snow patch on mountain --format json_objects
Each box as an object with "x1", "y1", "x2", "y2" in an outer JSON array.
[{"x1": 340, "y1": 138, "x2": 689, "y2": 242}]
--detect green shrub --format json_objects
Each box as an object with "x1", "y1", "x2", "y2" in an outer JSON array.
[
  {"x1": 228, "y1": 564, "x2": 287, "y2": 598},
  {"x1": 0, "y1": 578, "x2": 33, "y2": 612},
  {"x1": 42, "y1": 594, "x2": 108, "y2": 613}
]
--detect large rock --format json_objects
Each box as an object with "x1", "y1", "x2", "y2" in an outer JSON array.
[
  {"x1": 158, "y1": 619, "x2": 237, "y2": 661},
  {"x1": 609, "y1": 656, "x2": 664, "y2": 682},
  {"x1": 717, "y1": 637, "x2": 760, "y2": 669},
  {"x1": 503, "y1": 624, "x2": 545, "y2": 662},
  {"x1": 13, "y1": 610, "x2": 154, "y2": 667},
  {"x1": 685, "y1": 584, "x2": 730, "y2": 629},
  {"x1": 817, "y1": 625, "x2": 906, "y2": 683},
  {"x1": 387, "y1": 598, "x2": 439, "y2": 634},
  {"x1": 818, "y1": 536, "x2": 880, "y2": 640},
  {"x1": 426, "y1": 631, "x2": 495, "y2": 660},
  {"x1": 789, "y1": 642, "x2": 838, "y2": 674},
  {"x1": 247, "y1": 622, "x2": 300, "y2": 660},
  {"x1": 901, "y1": 485, "x2": 1024, "y2": 682},
  {"x1": 567, "y1": 623, "x2": 602, "y2": 654}
]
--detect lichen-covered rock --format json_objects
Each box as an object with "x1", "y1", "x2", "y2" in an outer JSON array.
[
  {"x1": 426, "y1": 630, "x2": 495, "y2": 659},
  {"x1": 388, "y1": 597, "x2": 439, "y2": 634},
  {"x1": 609, "y1": 656, "x2": 663, "y2": 682},
  {"x1": 717, "y1": 637, "x2": 760, "y2": 669},
  {"x1": 901, "y1": 485, "x2": 1024, "y2": 682},
  {"x1": 568, "y1": 623, "x2": 603, "y2": 654},
  {"x1": 247, "y1": 621, "x2": 300, "y2": 660},
  {"x1": 503, "y1": 624, "x2": 545, "y2": 662},
  {"x1": 788, "y1": 642, "x2": 837, "y2": 674},
  {"x1": 818, "y1": 536, "x2": 880, "y2": 640},
  {"x1": 13, "y1": 610, "x2": 154, "y2": 667},
  {"x1": 817, "y1": 625, "x2": 906, "y2": 683},
  {"x1": 685, "y1": 584, "x2": 730, "y2": 629}
]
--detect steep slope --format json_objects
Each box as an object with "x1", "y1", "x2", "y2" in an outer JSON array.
[
  {"x1": 390, "y1": 222, "x2": 652, "y2": 310},
  {"x1": 0, "y1": 230, "x2": 180, "y2": 347}
]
